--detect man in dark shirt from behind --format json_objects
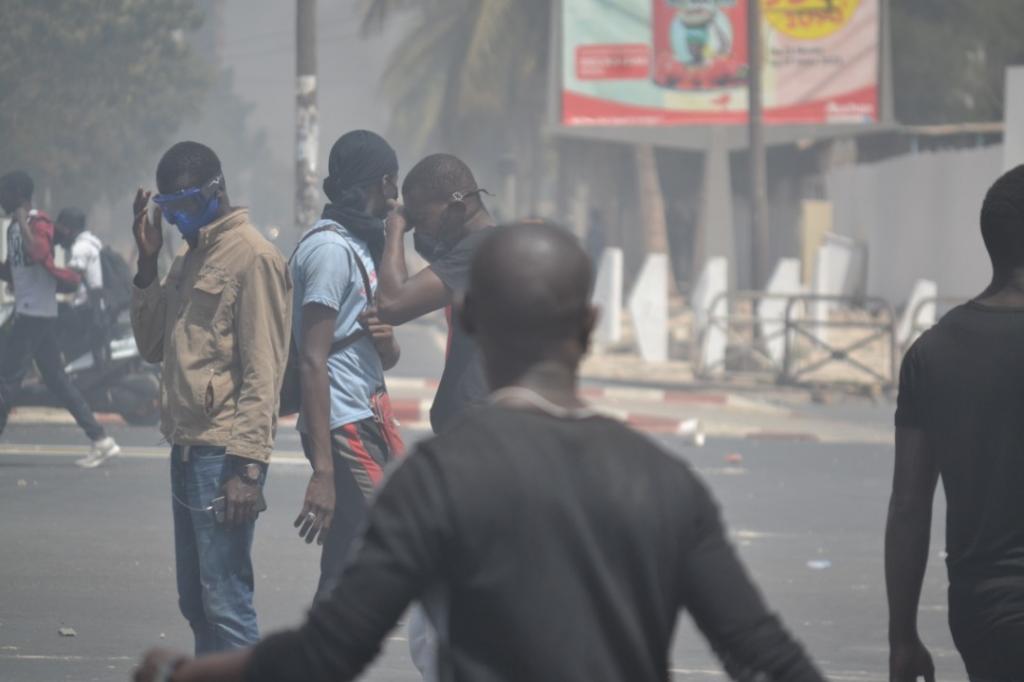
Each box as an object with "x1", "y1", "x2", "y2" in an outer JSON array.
[
  {"x1": 887, "y1": 166, "x2": 1024, "y2": 682},
  {"x1": 134, "y1": 221, "x2": 824, "y2": 682}
]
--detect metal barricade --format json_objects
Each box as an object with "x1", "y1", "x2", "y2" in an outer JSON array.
[
  {"x1": 781, "y1": 294, "x2": 897, "y2": 388},
  {"x1": 696, "y1": 290, "x2": 797, "y2": 379}
]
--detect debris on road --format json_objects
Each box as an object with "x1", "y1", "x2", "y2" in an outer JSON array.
[
  {"x1": 806, "y1": 559, "x2": 832, "y2": 570},
  {"x1": 58, "y1": 627, "x2": 77, "y2": 637},
  {"x1": 678, "y1": 418, "x2": 706, "y2": 447},
  {"x1": 17, "y1": 479, "x2": 27, "y2": 488},
  {"x1": 724, "y1": 453, "x2": 743, "y2": 465}
]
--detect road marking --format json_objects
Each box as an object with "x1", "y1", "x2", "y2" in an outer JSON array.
[
  {"x1": 670, "y1": 668, "x2": 725, "y2": 677},
  {"x1": 670, "y1": 667, "x2": 883, "y2": 681},
  {"x1": 820, "y1": 672, "x2": 884, "y2": 682},
  {"x1": 0, "y1": 443, "x2": 309, "y2": 465},
  {"x1": 731, "y1": 529, "x2": 792, "y2": 540},
  {"x1": 695, "y1": 466, "x2": 747, "y2": 476},
  {"x1": 0, "y1": 653, "x2": 135, "y2": 661}
]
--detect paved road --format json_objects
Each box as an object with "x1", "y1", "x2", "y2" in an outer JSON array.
[{"x1": 0, "y1": 417, "x2": 964, "y2": 682}]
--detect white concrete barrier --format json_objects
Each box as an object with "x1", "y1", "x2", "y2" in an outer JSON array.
[
  {"x1": 627, "y1": 253, "x2": 669, "y2": 363},
  {"x1": 812, "y1": 233, "x2": 858, "y2": 341},
  {"x1": 896, "y1": 279, "x2": 938, "y2": 349},
  {"x1": 758, "y1": 258, "x2": 803, "y2": 367},
  {"x1": 691, "y1": 257, "x2": 728, "y2": 376},
  {"x1": 1004, "y1": 66, "x2": 1024, "y2": 172},
  {"x1": 592, "y1": 247, "x2": 623, "y2": 349}
]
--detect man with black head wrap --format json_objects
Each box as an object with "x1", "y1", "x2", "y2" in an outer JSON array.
[{"x1": 289, "y1": 130, "x2": 404, "y2": 603}]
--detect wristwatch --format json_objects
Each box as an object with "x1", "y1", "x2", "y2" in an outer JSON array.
[{"x1": 238, "y1": 461, "x2": 262, "y2": 484}]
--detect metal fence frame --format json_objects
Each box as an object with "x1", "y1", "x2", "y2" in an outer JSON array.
[
  {"x1": 780, "y1": 294, "x2": 897, "y2": 388},
  {"x1": 697, "y1": 290, "x2": 794, "y2": 378},
  {"x1": 696, "y1": 292, "x2": 899, "y2": 389}
]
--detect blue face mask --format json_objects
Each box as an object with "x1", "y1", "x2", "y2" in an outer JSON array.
[{"x1": 153, "y1": 174, "x2": 225, "y2": 243}]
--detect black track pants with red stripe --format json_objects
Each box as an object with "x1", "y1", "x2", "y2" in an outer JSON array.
[{"x1": 300, "y1": 417, "x2": 394, "y2": 603}]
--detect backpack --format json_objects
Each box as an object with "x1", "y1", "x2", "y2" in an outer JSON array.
[
  {"x1": 98, "y1": 245, "x2": 132, "y2": 316},
  {"x1": 278, "y1": 224, "x2": 372, "y2": 417}
]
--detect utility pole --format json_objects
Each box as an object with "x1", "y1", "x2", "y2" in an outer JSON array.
[
  {"x1": 747, "y1": 0, "x2": 770, "y2": 287},
  {"x1": 295, "y1": 0, "x2": 319, "y2": 234}
]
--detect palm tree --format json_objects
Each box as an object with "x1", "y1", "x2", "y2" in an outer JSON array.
[
  {"x1": 361, "y1": 0, "x2": 678, "y2": 292},
  {"x1": 360, "y1": 0, "x2": 549, "y2": 156}
]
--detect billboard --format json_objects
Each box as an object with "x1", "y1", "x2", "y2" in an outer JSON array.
[{"x1": 562, "y1": 0, "x2": 879, "y2": 126}]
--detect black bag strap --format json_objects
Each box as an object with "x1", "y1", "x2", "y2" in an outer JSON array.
[{"x1": 290, "y1": 223, "x2": 374, "y2": 356}]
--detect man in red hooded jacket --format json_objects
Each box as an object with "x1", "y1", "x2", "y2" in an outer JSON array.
[{"x1": 0, "y1": 170, "x2": 120, "y2": 466}]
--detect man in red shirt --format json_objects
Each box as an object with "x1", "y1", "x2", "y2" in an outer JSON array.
[{"x1": 0, "y1": 170, "x2": 120, "y2": 466}]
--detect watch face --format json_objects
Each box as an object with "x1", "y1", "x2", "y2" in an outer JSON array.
[{"x1": 243, "y1": 463, "x2": 261, "y2": 481}]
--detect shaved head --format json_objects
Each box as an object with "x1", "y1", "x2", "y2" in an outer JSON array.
[
  {"x1": 403, "y1": 153, "x2": 478, "y2": 202},
  {"x1": 462, "y1": 221, "x2": 596, "y2": 386}
]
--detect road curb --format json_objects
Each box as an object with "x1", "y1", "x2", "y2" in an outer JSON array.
[
  {"x1": 388, "y1": 376, "x2": 788, "y2": 409},
  {"x1": 8, "y1": 404, "x2": 819, "y2": 443},
  {"x1": 386, "y1": 377, "x2": 440, "y2": 392},
  {"x1": 8, "y1": 408, "x2": 128, "y2": 427},
  {"x1": 580, "y1": 385, "x2": 728, "y2": 405}
]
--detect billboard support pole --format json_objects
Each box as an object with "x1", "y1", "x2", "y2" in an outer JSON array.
[
  {"x1": 747, "y1": 0, "x2": 770, "y2": 288},
  {"x1": 295, "y1": 0, "x2": 319, "y2": 235}
]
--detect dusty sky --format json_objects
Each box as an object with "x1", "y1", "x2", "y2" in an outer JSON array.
[{"x1": 218, "y1": 0, "x2": 409, "y2": 171}]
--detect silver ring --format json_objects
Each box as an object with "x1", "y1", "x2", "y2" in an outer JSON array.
[{"x1": 306, "y1": 512, "x2": 316, "y2": 521}]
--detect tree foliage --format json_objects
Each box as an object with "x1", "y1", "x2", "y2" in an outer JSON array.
[
  {"x1": 891, "y1": 0, "x2": 1024, "y2": 124},
  {"x1": 359, "y1": 0, "x2": 550, "y2": 155},
  {"x1": 0, "y1": 0, "x2": 209, "y2": 208}
]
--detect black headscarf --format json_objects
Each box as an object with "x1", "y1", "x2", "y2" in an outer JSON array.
[{"x1": 320, "y1": 130, "x2": 398, "y2": 266}]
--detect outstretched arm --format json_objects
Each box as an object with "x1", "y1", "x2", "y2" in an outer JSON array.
[
  {"x1": 680, "y1": 478, "x2": 825, "y2": 682},
  {"x1": 136, "y1": 448, "x2": 448, "y2": 682},
  {"x1": 885, "y1": 426, "x2": 938, "y2": 682},
  {"x1": 25, "y1": 214, "x2": 80, "y2": 292}
]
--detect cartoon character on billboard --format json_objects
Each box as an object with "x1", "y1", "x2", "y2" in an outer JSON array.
[
  {"x1": 672, "y1": 0, "x2": 733, "y2": 67},
  {"x1": 653, "y1": 0, "x2": 747, "y2": 91}
]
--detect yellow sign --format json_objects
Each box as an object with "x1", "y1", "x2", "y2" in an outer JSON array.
[{"x1": 763, "y1": 0, "x2": 860, "y2": 41}]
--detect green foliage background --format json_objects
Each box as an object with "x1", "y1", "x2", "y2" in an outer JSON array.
[
  {"x1": 891, "y1": 0, "x2": 1024, "y2": 124},
  {"x1": 0, "y1": 0, "x2": 209, "y2": 209}
]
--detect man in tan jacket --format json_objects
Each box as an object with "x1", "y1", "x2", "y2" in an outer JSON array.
[{"x1": 130, "y1": 141, "x2": 291, "y2": 655}]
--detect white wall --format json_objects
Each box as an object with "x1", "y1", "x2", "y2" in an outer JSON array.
[{"x1": 826, "y1": 146, "x2": 1001, "y2": 303}]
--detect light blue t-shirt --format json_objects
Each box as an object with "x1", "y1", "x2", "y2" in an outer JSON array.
[{"x1": 290, "y1": 220, "x2": 384, "y2": 432}]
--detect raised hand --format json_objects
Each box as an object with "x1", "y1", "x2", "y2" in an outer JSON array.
[
  {"x1": 384, "y1": 200, "x2": 409, "y2": 234},
  {"x1": 132, "y1": 188, "x2": 163, "y2": 261}
]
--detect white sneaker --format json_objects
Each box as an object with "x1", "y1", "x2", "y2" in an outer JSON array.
[{"x1": 76, "y1": 437, "x2": 121, "y2": 468}]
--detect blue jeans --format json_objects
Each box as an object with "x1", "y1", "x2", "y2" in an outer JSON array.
[{"x1": 170, "y1": 445, "x2": 264, "y2": 654}]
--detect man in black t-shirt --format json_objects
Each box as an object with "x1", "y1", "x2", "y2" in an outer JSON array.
[
  {"x1": 134, "y1": 221, "x2": 824, "y2": 682},
  {"x1": 376, "y1": 153, "x2": 493, "y2": 434},
  {"x1": 887, "y1": 166, "x2": 1024, "y2": 682}
]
